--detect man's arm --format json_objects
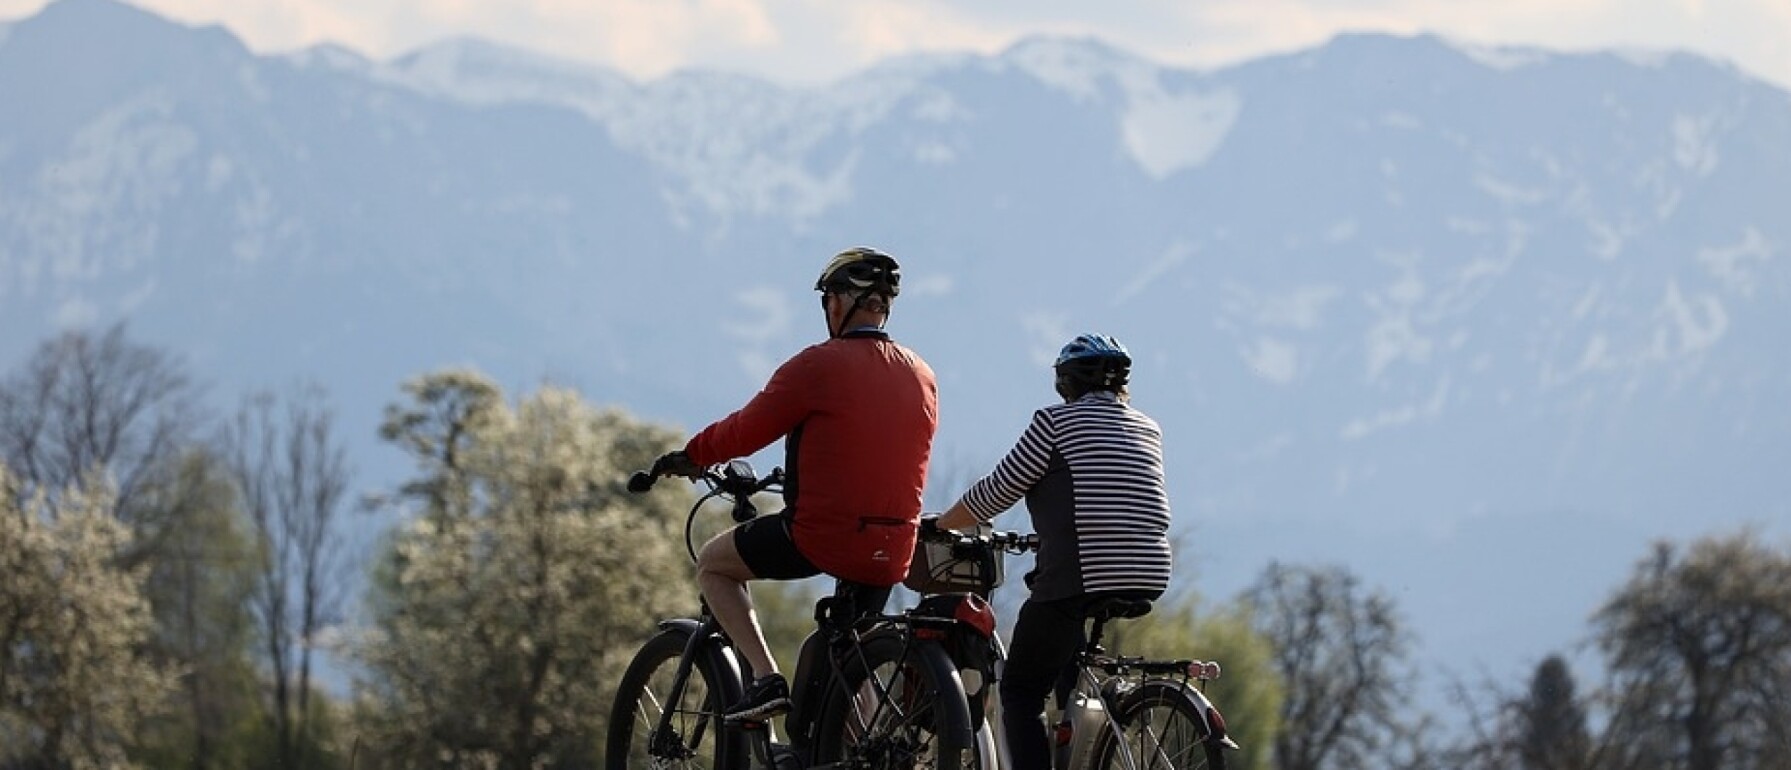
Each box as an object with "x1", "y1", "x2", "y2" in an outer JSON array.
[{"x1": 685, "y1": 353, "x2": 814, "y2": 465}]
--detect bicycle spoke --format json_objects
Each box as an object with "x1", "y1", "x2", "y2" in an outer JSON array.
[
  {"x1": 1132, "y1": 705, "x2": 1204, "y2": 768},
  {"x1": 1092, "y1": 682, "x2": 1221, "y2": 770}
]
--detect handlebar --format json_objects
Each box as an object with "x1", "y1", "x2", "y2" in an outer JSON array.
[
  {"x1": 628, "y1": 459, "x2": 784, "y2": 502},
  {"x1": 626, "y1": 458, "x2": 785, "y2": 560},
  {"x1": 628, "y1": 469, "x2": 1035, "y2": 565},
  {"x1": 920, "y1": 525, "x2": 1039, "y2": 556}
]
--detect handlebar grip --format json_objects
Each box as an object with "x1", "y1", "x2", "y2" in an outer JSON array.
[{"x1": 627, "y1": 471, "x2": 656, "y2": 493}]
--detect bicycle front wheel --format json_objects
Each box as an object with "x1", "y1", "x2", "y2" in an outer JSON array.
[
  {"x1": 813, "y1": 631, "x2": 983, "y2": 769},
  {"x1": 1088, "y1": 680, "x2": 1227, "y2": 770},
  {"x1": 605, "y1": 627, "x2": 744, "y2": 770}
]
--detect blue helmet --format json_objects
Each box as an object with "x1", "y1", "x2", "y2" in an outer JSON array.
[
  {"x1": 1054, "y1": 333, "x2": 1130, "y2": 369},
  {"x1": 1054, "y1": 333, "x2": 1131, "y2": 398}
]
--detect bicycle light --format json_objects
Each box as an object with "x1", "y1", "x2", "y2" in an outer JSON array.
[
  {"x1": 1187, "y1": 660, "x2": 1222, "y2": 680},
  {"x1": 1207, "y1": 705, "x2": 1230, "y2": 740}
]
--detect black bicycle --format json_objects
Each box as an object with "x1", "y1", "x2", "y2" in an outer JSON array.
[{"x1": 605, "y1": 459, "x2": 985, "y2": 769}]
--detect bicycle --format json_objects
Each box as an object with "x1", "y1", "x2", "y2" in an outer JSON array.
[
  {"x1": 907, "y1": 526, "x2": 1240, "y2": 769},
  {"x1": 605, "y1": 459, "x2": 987, "y2": 769}
]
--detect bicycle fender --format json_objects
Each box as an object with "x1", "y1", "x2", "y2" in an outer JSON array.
[
  {"x1": 1167, "y1": 683, "x2": 1242, "y2": 751},
  {"x1": 987, "y1": 631, "x2": 1013, "y2": 766},
  {"x1": 656, "y1": 617, "x2": 703, "y2": 634},
  {"x1": 656, "y1": 618, "x2": 747, "y2": 701},
  {"x1": 915, "y1": 640, "x2": 979, "y2": 752}
]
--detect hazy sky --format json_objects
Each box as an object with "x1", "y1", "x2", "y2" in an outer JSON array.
[{"x1": 4, "y1": 0, "x2": 1789, "y2": 91}]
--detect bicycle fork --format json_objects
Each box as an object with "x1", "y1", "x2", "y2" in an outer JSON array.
[{"x1": 648, "y1": 618, "x2": 729, "y2": 761}]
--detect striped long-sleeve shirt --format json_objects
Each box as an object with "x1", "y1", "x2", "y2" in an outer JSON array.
[{"x1": 957, "y1": 391, "x2": 1173, "y2": 601}]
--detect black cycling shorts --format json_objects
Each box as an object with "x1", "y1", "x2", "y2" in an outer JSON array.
[{"x1": 734, "y1": 512, "x2": 822, "y2": 580}]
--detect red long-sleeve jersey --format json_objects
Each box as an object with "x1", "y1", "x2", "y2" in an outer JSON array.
[{"x1": 685, "y1": 330, "x2": 938, "y2": 586}]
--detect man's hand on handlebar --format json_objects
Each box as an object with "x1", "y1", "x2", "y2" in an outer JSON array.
[{"x1": 650, "y1": 450, "x2": 702, "y2": 480}]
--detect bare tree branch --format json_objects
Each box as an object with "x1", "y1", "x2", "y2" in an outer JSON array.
[
  {"x1": 220, "y1": 384, "x2": 348, "y2": 768},
  {"x1": 0, "y1": 323, "x2": 200, "y2": 529},
  {"x1": 1247, "y1": 561, "x2": 1416, "y2": 770},
  {"x1": 1590, "y1": 531, "x2": 1791, "y2": 770}
]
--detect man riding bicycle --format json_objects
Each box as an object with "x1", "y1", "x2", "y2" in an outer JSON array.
[
  {"x1": 933, "y1": 333, "x2": 1174, "y2": 769},
  {"x1": 647, "y1": 247, "x2": 939, "y2": 722}
]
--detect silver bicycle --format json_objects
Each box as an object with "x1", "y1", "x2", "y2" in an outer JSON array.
[{"x1": 908, "y1": 527, "x2": 1240, "y2": 769}]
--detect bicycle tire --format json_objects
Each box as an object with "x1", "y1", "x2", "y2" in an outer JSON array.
[
  {"x1": 605, "y1": 626, "x2": 745, "y2": 770},
  {"x1": 813, "y1": 630, "x2": 983, "y2": 769},
  {"x1": 1087, "y1": 680, "x2": 1227, "y2": 770}
]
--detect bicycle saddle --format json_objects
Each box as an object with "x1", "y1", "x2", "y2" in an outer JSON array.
[{"x1": 1086, "y1": 597, "x2": 1153, "y2": 621}]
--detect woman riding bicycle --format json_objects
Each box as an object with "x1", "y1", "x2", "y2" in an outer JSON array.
[
  {"x1": 933, "y1": 333, "x2": 1174, "y2": 769},
  {"x1": 647, "y1": 247, "x2": 939, "y2": 722}
]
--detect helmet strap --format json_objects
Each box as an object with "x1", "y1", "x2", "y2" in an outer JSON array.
[
  {"x1": 827, "y1": 289, "x2": 888, "y2": 339},
  {"x1": 824, "y1": 292, "x2": 845, "y2": 339}
]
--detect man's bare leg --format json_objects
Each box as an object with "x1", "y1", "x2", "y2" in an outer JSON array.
[{"x1": 695, "y1": 528, "x2": 778, "y2": 679}]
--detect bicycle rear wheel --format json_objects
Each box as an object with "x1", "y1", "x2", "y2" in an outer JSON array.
[
  {"x1": 1088, "y1": 680, "x2": 1227, "y2": 770},
  {"x1": 606, "y1": 627, "x2": 744, "y2": 769},
  {"x1": 813, "y1": 631, "x2": 983, "y2": 769}
]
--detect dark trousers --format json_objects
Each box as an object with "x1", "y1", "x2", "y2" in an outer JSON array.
[{"x1": 1000, "y1": 591, "x2": 1157, "y2": 769}]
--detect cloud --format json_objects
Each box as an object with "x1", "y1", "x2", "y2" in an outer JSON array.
[{"x1": 1241, "y1": 336, "x2": 1300, "y2": 385}]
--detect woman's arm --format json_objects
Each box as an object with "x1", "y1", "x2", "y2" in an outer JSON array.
[
  {"x1": 937, "y1": 409, "x2": 1054, "y2": 530},
  {"x1": 936, "y1": 500, "x2": 978, "y2": 531}
]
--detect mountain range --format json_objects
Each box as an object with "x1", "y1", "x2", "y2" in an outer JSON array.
[{"x1": 4, "y1": 0, "x2": 1789, "y2": 712}]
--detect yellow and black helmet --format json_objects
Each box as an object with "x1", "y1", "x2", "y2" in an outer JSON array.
[{"x1": 815, "y1": 247, "x2": 901, "y2": 298}]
